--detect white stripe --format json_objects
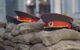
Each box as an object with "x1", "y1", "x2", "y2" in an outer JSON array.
[
  {"x1": 50, "y1": 0, "x2": 54, "y2": 13},
  {"x1": 54, "y1": 0, "x2": 61, "y2": 14},
  {"x1": 72, "y1": 0, "x2": 76, "y2": 14},
  {"x1": 35, "y1": 0, "x2": 40, "y2": 17}
]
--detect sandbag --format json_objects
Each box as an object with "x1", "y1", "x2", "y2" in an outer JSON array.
[
  {"x1": 48, "y1": 40, "x2": 80, "y2": 50},
  {"x1": 37, "y1": 29, "x2": 80, "y2": 46}
]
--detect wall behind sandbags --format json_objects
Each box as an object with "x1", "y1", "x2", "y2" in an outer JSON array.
[{"x1": 0, "y1": 0, "x2": 6, "y2": 23}]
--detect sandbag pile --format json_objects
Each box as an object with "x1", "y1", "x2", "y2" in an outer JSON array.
[{"x1": 0, "y1": 23, "x2": 80, "y2": 50}]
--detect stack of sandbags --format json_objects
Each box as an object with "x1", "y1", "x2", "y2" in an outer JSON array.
[
  {"x1": 0, "y1": 22, "x2": 80, "y2": 50},
  {"x1": 12, "y1": 22, "x2": 80, "y2": 50}
]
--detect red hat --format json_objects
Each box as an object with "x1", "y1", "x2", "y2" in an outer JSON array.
[
  {"x1": 40, "y1": 13, "x2": 74, "y2": 29},
  {"x1": 15, "y1": 11, "x2": 40, "y2": 23}
]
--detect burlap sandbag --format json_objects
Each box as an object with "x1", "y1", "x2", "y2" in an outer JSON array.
[
  {"x1": 48, "y1": 40, "x2": 80, "y2": 50},
  {"x1": 37, "y1": 29, "x2": 80, "y2": 46},
  {"x1": 30, "y1": 43, "x2": 48, "y2": 50},
  {"x1": 12, "y1": 22, "x2": 43, "y2": 36},
  {"x1": 11, "y1": 33, "x2": 34, "y2": 44}
]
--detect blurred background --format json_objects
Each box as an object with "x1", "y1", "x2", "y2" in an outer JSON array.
[{"x1": 0, "y1": 0, "x2": 80, "y2": 23}]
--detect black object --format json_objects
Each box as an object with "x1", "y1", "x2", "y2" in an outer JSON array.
[
  {"x1": 6, "y1": 15, "x2": 22, "y2": 24},
  {"x1": 40, "y1": 13, "x2": 73, "y2": 23},
  {"x1": 0, "y1": 48, "x2": 5, "y2": 50},
  {"x1": 44, "y1": 27, "x2": 68, "y2": 31},
  {"x1": 72, "y1": 24, "x2": 80, "y2": 32}
]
